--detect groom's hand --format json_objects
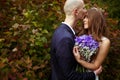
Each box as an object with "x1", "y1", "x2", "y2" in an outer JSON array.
[{"x1": 94, "y1": 66, "x2": 102, "y2": 75}]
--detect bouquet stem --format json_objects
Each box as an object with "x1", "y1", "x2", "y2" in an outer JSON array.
[{"x1": 76, "y1": 65, "x2": 86, "y2": 72}]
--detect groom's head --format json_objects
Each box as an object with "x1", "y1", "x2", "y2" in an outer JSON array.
[{"x1": 64, "y1": 0, "x2": 86, "y2": 20}]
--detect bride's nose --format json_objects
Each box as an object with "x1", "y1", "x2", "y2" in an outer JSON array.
[{"x1": 83, "y1": 17, "x2": 86, "y2": 22}]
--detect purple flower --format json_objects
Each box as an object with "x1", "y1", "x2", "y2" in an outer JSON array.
[{"x1": 74, "y1": 34, "x2": 99, "y2": 62}]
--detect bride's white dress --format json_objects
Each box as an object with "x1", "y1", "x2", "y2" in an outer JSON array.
[{"x1": 96, "y1": 75, "x2": 99, "y2": 80}]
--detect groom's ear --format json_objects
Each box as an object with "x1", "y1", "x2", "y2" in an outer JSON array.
[{"x1": 73, "y1": 8, "x2": 79, "y2": 16}]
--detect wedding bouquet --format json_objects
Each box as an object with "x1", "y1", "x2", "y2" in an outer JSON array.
[{"x1": 74, "y1": 35, "x2": 99, "y2": 62}]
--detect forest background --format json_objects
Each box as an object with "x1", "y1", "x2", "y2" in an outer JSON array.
[{"x1": 0, "y1": 0, "x2": 120, "y2": 80}]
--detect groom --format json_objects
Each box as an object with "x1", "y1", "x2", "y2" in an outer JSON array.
[{"x1": 50, "y1": 0, "x2": 102, "y2": 80}]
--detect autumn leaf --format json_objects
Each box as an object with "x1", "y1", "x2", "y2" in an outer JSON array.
[{"x1": 32, "y1": 66, "x2": 40, "y2": 70}]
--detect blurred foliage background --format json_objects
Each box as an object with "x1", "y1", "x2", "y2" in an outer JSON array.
[{"x1": 0, "y1": 0, "x2": 120, "y2": 80}]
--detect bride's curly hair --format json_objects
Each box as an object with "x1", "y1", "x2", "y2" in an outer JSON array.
[{"x1": 77, "y1": 7, "x2": 108, "y2": 42}]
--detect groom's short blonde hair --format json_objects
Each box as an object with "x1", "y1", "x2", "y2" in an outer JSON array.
[{"x1": 64, "y1": 0, "x2": 84, "y2": 15}]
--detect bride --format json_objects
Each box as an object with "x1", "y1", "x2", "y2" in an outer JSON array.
[{"x1": 73, "y1": 7, "x2": 110, "y2": 80}]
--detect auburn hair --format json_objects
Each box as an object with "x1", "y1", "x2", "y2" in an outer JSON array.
[{"x1": 78, "y1": 8, "x2": 108, "y2": 42}]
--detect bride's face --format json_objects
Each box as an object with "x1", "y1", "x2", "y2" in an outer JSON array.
[{"x1": 83, "y1": 16, "x2": 89, "y2": 29}]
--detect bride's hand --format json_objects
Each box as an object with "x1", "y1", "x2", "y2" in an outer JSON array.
[{"x1": 73, "y1": 46, "x2": 82, "y2": 62}]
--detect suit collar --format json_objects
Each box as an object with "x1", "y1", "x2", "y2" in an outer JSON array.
[
  {"x1": 61, "y1": 23, "x2": 75, "y2": 39},
  {"x1": 62, "y1": 22, "x2": 75, "y2": 35}
]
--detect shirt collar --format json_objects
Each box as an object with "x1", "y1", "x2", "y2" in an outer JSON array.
[{"x1": 62, "y1": 22, "x2": 75, "y2": 35}]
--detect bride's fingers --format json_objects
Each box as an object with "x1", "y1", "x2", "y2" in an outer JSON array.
[
  {"x1": 75, "y1": 47, "x2": 79, "y2": 54},
  {"x1": 73, "y1": 47, "x2": 75, "y2": 53},
  {"x1": 73, "y1": 47, "x2": 78, "y2": 55},
  {"x1": 73, "y1": 46, "x2": 76, "y2": 52},
  {"x1": 99, "y1": 66, "x2": 103, "y2": 72}
]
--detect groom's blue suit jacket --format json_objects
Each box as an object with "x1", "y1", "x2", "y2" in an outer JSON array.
[{"x1": 50, "y1": 23, "x2": 95, "y2": 80}]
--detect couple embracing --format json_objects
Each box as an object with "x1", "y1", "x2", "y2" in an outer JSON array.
[{"x1": 50, "y1": 0, "x2": 110, "y2": 80}]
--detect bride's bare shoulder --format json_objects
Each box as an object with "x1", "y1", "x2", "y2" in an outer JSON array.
[{"x1": 101, "y1": 37, "x2": 110, "y2": 46}]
